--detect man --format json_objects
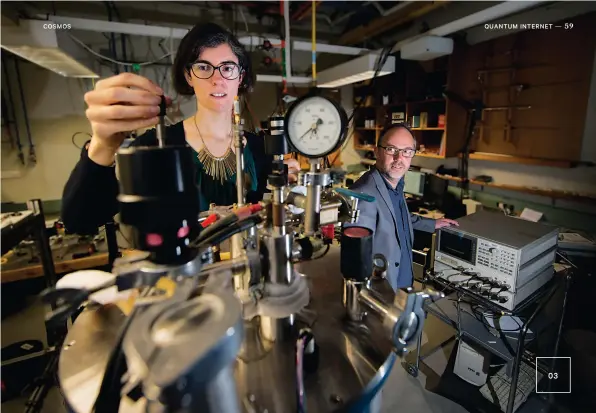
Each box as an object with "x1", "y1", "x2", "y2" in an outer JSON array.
[{"x1": 347, "y1": 124, "x2": 458, "y2": 291}]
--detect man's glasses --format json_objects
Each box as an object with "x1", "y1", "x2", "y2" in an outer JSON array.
[
  {"x1": 190, "y1": 61, "x2": 242, "y2": 80},
  {"x1": 378, "y1": 146, "x2": 416, "y2": 158}
]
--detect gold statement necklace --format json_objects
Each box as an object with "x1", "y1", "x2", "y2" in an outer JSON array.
[{"x1": 193, "y1": 116, "x2": 236, "y2": 183}]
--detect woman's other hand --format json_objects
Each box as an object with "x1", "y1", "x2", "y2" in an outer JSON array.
[{"x1": 284, "y1": 158, "x2": 301, "y2": 183}]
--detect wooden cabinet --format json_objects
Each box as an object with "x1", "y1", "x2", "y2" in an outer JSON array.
[
  {"x1": 447, "y1": 12, "x2": 596, "y2": 163},
  {"x1": 352, "y1": 12, "x2": 596, "y2": 166},
  {"x1": 352, "y1": 56, "x2": 467, "y2": 165}
]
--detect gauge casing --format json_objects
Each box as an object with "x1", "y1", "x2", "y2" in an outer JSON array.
[{"x1": 284, "y1": 94, "x2": 348, "y2": 159}]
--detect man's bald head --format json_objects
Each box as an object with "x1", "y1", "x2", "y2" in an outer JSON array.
[
  {"x1": 374, "y1": 124, "x2": 417, "y2": 186},
  {"x1": 377, "y1": 124, "x2": 417, "y2": 148}
]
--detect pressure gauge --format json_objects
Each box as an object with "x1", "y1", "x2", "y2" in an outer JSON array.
[{"x1": 285, "y1": 94, "x2": 348, "y2": 158}]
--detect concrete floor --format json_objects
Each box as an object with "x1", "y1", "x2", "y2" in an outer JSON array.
[
  {"x1": 1, "y1": 297, "x2": 69, "y2": 413},
  {"x1": 1, "y1": 292, "x2": 468, "y2": 413}
]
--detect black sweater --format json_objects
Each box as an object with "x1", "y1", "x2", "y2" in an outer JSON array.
[{"x1": 61, "y1": 123, "x2": 272, "y2": 235}]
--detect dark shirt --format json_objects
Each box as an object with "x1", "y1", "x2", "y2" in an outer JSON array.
[
  {"x1": 61, "y1": 122, "x2": 273, "y2": 235},
  {"x1": 382, "y1": 175, "x2": 413, "y2": 289}
]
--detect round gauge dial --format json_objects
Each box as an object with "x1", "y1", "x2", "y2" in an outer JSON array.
[{"x1": 285, "y1": 95, "x2": 348, "y2": 158}]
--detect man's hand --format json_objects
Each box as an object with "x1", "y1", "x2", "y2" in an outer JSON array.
[
  {"x1": 435, "y1": 218, "x2": 459, "y2": 229},
  {"x1": 284, "y1": 158, "x2": 301, "y2": 183}
]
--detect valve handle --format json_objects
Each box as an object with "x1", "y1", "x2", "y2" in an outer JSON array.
[{"x1": 334, "y1": 188, "x2": 375, "y2": 203}]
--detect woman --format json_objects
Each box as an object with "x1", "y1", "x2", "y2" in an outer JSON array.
[{"x1": 61, "y1": 23, "x2": 299, "y2": 235}]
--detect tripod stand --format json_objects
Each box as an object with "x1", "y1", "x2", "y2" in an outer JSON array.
[{"x1": 442, "y1": 91, "x2": 484, "y2": 199}]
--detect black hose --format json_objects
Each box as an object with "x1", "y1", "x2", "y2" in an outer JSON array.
[
  {"x1": 91, "y1": 300, "x2": 144, "y2": 412},
  {"x1": 197, "y1": 213, "x2": 240, "y2": 244},
  {"x1": 197, "y1": 215, "x2": 263, "y2": 251},
  {"x1": 14, "y1": 59, "x2": 35, "y2": 162},
  {"x1": 104, "y1": 1, "x2": 119, "y2": 75},
  {"x1": 1, "y1": 54, "x2": 23, "y2": 162},
  {"x1": 110, "y1": 2, "x2": 128, "y2": 72}
]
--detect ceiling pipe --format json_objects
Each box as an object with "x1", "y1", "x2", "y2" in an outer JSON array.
[
  {"x1": 293, "y1": 0, "x2": 321, "y2": 21},
  {"x1": 333, "y1": 2, "x2": 373, "y2": 26},
  {"x1": 375, "y1": 1, "x2": 415, "y2": 17},
  {"x1": 283, "y1": 0, "x2": 292, "y2": 79},
  {"x1": 339, "y1": 1, "x2": 447, "y2": 45},
  {"x1": 332, "y1": 1, "x2": 413, "y2": 26},
  {"x1": 371, "y1": 2, "x2": 385, "y2": 16}
]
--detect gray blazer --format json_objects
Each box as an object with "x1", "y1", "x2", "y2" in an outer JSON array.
[{"x1": 345, "y1": 168, "x2": 436, "y2": 289}]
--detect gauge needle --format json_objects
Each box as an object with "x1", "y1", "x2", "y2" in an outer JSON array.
[{"x1": 298, "y1": 127, "x2": 314, "y2": 141}]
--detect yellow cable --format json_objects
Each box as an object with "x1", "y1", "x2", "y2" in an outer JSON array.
[{"x1": 312, "y1": 0, "x2": 317, "y2": 85}]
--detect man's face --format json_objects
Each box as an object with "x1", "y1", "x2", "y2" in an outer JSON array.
[{"x1": 374, "y1": 128, "x2": 416, "y2": 183}]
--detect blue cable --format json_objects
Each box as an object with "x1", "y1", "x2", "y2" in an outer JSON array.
[{"x1": 333, "y1": 351, "x2": 397, "y2": 413}]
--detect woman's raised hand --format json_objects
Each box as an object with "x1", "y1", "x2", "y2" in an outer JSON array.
[
  {"x1": 85, "y1": 73, "x2": 169, "y2": 148},
  {"x1": 84, "y1": 73, "x2": 170, "y2": 165}
]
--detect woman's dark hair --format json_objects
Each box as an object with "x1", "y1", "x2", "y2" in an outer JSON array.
[{"x1": 173, "y1": 22, "x2": 254, "y2": 96}]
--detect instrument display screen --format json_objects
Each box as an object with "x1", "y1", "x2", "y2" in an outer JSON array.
[{"x1": 439, "y1": 231, "x2": 476, "y2": 265}]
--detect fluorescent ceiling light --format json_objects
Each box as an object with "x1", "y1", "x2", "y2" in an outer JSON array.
[
  {"x1": 317, "y1": 54, "x2": 395, "y2": 88},
  {"x1": 1, "y1": 19, "x2": 99, "y2": 78}
]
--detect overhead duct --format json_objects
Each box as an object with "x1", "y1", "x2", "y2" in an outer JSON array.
[
  {"x1": 400, "y1": 36, "x2": 454, "y2": 61},
  {"x1": 1, "y1": 19, "x2": 99, "y2": 78},
  {"x1": 317, "y1": 53, "x2": 395, "y2": 88},
  {"x1": 391, "y1": 0, "x2": 548, "y2": 53}
]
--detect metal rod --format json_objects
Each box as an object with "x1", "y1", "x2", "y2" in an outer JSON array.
[
  {"x1": 104, "y1": 222, "x2": 120, "y2": 268},
  {"x1": 359, "y1": 288, "x2": 390, "y2": 319},
  {"x1": 548, "y1": 272, "x2": 571, "y2": 397},
  {"x1": 304, "y1": 184, "x2": 321, "y2": 235},
  {"x1": 506, "y1": 281, "x2": 560, "y2": 413},
  {"x1": 304, "y1": 162, "x2": 322, "y2": 236},
  {"x1": 343, "y1": 279, "x2": 364, "y2": 321},
  {"x1": 483, "y1": 105, "x2": 531, "y2": 111},
  {"x1": 201, "y1": 256, "x2": 248, "y2": 276},
  {"x1": 233, "y1": 97, "x2": 244, "y2": 207},
  {"x1": 156, "y1": 95, "x2": 167, "y2": 147}
]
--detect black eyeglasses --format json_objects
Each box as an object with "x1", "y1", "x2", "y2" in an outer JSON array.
[
  {"x1": 190, "y1": 61, "x2": 242, "y2": 80},
  {"x1": 378, "y1": 146, "x2": 416, "y2": 158}
]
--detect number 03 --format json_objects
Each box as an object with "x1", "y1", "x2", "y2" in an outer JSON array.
[{"x1": 548, "y1": 372, "x2": 558, "y2": 379}]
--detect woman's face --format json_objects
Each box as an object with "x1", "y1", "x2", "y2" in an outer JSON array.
[{"x1": 186, "y1": 43, "x2": 243, "y2": 113}]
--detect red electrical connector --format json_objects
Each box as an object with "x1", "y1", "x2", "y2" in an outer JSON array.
[
  {"x1": 235, "y1": 203, "x2": 263, "y2": 220},
  {"x1": 321, "y1": 224, "x2": 335, "y2": 241},
  {"x1": 201, "y1": 214, "x2": 218, "y2": 228}
]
